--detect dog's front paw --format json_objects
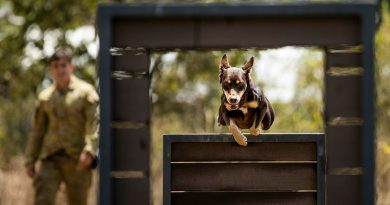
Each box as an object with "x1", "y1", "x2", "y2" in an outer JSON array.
[
  {"x1": 233, "y1": 134, "x2": 247, "y2": 146},
  {"x1": 229, "y1": 126, "x2": 247, "y2": 146},
  {"x1": 228, "y1": 123, "x2": 248, "y2": 146},
  {"x1": 249, "y1": 128, "x2": 261, "y2": 136}
]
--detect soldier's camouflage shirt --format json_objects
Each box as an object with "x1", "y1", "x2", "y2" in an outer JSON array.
[{"x1": 25, "y1": 75, "x2": 99, "y2": 165}]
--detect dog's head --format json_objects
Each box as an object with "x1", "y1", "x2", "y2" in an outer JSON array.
[{"x1": 219, "y1": 54, "x2": 254, "y2": 110}]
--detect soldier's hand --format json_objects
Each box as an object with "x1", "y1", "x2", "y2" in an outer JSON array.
[
  {"x1": 77, "y1": 151, "x2": 94, "y2": 171},
  {"x1": 26, "y1": 163, "x2": 36, "y2": 178}
]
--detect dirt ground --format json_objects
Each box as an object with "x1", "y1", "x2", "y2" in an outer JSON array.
[
  {"x1": 2, "y1": 149, "x2": 390, "y2": 205},
  {"x1": 0, "y1": 157, "x2": 98, "y2": 205}
]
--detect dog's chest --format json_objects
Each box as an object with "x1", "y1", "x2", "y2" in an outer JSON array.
[{"x1": 228, "y1": 109, "x2": 255, "y2": 129}]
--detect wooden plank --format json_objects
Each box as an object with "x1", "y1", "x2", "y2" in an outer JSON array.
[
  {"x1": 326, "y1": 126, "x2": 361, "y2": 168},
  {"x1": 171, "y1": 163, "x2": 316, "y2": 191},
  {"x1": 327, "y1": 52, "x2": 362, "y2": 67},
  {"x1": 112, "y1": 78, "x2": 150, "y2": 122},
  {"x1": 171, "y1": 142, "x2": 316, "y2": 162},
  {"x1": 171, "y1": 192, "x2": 316, "y2": 205},
  {"x1": 325, "y1": 75, "x2": 362, "y2": 118},
  {"x1": 112, "y1": 19, "x2": 195, "y2": 48},
  {"x1": 112, "y1": 128, "x2": 150, "y2": 170},
  {"x1": 112, "y1": 178, "x2": 149, "y2": 205},
  {"x1": 112, "y1": 52, "x2": 150, "y2": 72},
  {"x1": 327, "y1": 175, "x2": 361, "y2": 205},
  {"x1": 198, "y1": 17, "x2": 360, "y2": 47}
]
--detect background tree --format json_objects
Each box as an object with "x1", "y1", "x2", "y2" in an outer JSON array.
[{"x1": 375, "y1": 2, "x2": 390, "y2": 204}]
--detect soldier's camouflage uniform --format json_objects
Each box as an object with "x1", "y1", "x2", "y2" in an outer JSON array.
[{"x1": 25, "y1": 75, "x2": 99, "y2": 205}]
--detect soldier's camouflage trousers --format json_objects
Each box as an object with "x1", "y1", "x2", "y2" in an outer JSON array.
[{"x1": 33, "y1": 151, "x2": 92, "y2": 205}]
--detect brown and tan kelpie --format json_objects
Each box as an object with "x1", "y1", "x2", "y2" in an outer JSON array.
[{"x1": 218, "y1": 54, "x2": 275, "y2": 146}]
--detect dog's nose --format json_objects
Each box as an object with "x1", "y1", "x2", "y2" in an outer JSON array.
[{"x1": 229, "y1": 98, "x2": 238, "y2": 104}]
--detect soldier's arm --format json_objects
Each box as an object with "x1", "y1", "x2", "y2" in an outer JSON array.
[
  {"x1": 83, "y1": 89, "x2": 99, "y2": 158},
  {"x1": 25, "y1": 100, "x2": 47, "y2": 165}
]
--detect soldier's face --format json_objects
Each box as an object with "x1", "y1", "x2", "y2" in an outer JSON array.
[{"x1": 50, "y1": 59, "x2": 74, "y2": 87}]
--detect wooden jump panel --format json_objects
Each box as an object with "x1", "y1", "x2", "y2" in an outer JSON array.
[
  {"x1": 171, "y1": 192, "x2": 316, "y2": 205},
  {"x1": 164, "y1": 134, "x2": 324, "y2": 205},
  {"x1": 171, "y1": 142, "x2": 316, "y2": 162},
  {"x1": 172, "y1": 163, "x2": 316, "y2": 191}
]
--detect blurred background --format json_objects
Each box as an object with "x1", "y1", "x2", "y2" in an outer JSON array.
[{"x1": 0, "y1": 0, "x2": 390, "y2": 205}]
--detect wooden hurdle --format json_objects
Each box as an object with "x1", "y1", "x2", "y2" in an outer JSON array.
[{"x1": 163, "y1": 134, "x2": 325, "y2": 205}]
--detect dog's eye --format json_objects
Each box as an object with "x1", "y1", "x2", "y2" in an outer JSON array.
[
  {"x1": 237, "y1": 83, "x2": 245, "y2": 90},
  {"x1": 223, "y1": 82, "x2": 230, "y2": 90}
]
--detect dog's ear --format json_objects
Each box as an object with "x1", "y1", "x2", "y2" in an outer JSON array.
[
  {"x1": 219, "y1": 54, "x2": 230, "y2": 70},
  {"x1": 242, "y1": 56, "x2": 254, "y2": 73}
]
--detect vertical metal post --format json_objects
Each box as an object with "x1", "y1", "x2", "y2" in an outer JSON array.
[
  {"x1": 361, "y1": 7, "x2": 376, "y2": 205},
  {"x1": 97, "y1": 6, "x2": 112, "y2": 205},
  {"x1": 317, "y1": 135, "x2": 326, "y2": 205},
  {"x1": 163, "y1": 136, "x2": 171, "y2": 205}
]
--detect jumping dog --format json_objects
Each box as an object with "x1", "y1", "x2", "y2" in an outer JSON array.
[{"x1": 218, "y1": 54, "x2": 275, "y2": 146}]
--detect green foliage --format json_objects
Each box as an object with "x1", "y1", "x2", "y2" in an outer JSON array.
[
  {"x1": 376, "y1": 1, "x2": 390, "y2": 140},
  {"x1": 375, "y1": 4, "x2": 390, "y2": 202},
  {"x1": 273, "y1": 49, "x2": 324, "y2": 132}
]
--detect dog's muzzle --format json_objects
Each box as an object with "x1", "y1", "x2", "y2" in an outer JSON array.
[
  {"x1": 227, "y1": 95, "x2": 240, "y2": 110},
  {"x1": 224, "y1": 89, "x2": 241, "y2": 110},
  {"x1": 229, "y1": 96, "x2": 240, "y2": 107},
  {"x1": 228, "y1": 100, "x2": 240, "y2": 111},
  {"x1": 229, "y1": 104, "x2": 239, "y2": 110}
]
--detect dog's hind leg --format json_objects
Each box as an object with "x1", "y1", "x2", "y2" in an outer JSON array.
[
  {"x1": 229, "y1": 119, "x2": 247, "y2": 146},
  {"x1": 249, "y1": 119, "x2": 261, "y2": 136},
  {"x1": 250, "y1": 103, "x2": 268, "y2": 136}
]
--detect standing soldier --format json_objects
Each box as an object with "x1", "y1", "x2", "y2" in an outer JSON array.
[{"x1": 25, "y1": 48, "x2": 99, "y2": 205}]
